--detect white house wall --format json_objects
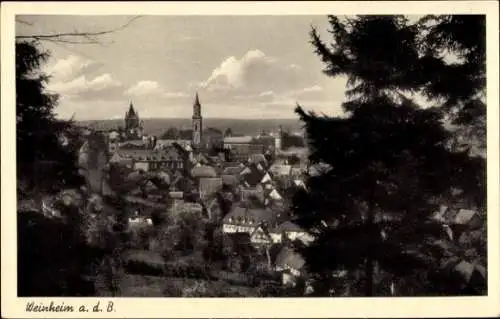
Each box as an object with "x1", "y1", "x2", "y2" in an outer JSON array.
[{"x1": 222, "y1": 224, "x2": 256, "y2": 234}]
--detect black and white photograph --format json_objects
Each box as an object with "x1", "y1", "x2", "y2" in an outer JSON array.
[{"x1": 2, "y1": 1, "x2": 499, "y2": 318}]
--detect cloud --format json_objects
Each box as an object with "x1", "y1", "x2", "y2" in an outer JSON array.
[
  {"x1": 126, "y1": 80, "x2": 162, "y2": 96},
  {"x1": 43, "y1": 55, "x2": 125, "y2": 101},
  {"x1": 48, "y1": 73, "x2": 124, "y2": 101},
  {"x1": 198, "y1": 49, "x2": 306, "y2": 95},
  {"x1": 45, "y1": 55, "x2": 100, "y2": 81},
  {"x1": 126, "y1": 80, "x2": 190, "y2": 101}
]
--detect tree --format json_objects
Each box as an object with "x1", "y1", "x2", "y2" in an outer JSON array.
[
  {"x1": 224, "y1": 127, "x2": 233, "y2": 137},
  {"x1": 161, "y1": 127, "x2": 180, "y2": 139},
  {"x1": 16, "y1": 16, "x2": 141, "y2": 193},
  {"x1": 16, "y1": 40, "x2": 84, "y2": 193},
  {"x1": 294, "y1": 15, "x2": 486, "y2": 296},
  {"x1": 16, "y1": 17, "x2": 142, "y2": 296},
  {"x1": 282, "y1": 132, "x2": 305, "y2": 149}
]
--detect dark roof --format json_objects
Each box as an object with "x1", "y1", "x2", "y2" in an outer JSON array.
[
  {"x1": 241, "y1": 165, "x2": 265, "y2": 187},
  {"x1": 223, "y1": 206, "x2": 279, "y2": 226},
  {"x1": 271, "y1": 221, "x2": 305, "y2": 234}
]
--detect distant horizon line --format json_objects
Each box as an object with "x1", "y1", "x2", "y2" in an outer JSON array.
[{"x1": 75, "y1": 117, "x2": 303, "y2": 121}]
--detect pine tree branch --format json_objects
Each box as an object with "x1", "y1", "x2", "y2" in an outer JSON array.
[
  {"x1": 16, "y1": 16, "x2": 142, "y2": 44},
  {"x1": 15, "y1": 18, "x2": 34, "y2": 26}
]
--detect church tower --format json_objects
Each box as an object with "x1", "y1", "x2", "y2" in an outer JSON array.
[
  {"x1": 125, "y1": 101, "x2": 139, "y2": 132},
  {"x1": 192, "y1": 92, "x2": 202, "y2": 149},
  {"x1": 275, "y1": 125, "x2": 283, "y2": 155}
]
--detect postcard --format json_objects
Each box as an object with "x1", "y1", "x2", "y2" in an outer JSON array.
[{"x1": 1, "y1": 1, "x2": 499, "y2": 318}]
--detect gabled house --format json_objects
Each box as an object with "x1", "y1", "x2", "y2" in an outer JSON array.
[
  {"x1": 112, "y1": 145, "x2": 187, "y2": 172},
  {"x1": 222, "y1": 206, "x2": 281, "y2": 234},
  {"x1": 267, "y1": 188, "x2": 283, "y2": 201},
  {"x1": 270, "y1": 221, "x2": 315, "y2": 245},
  {"x1": 250, "y1": 225, "x2": 274, "y2": 247},
  {"x1": 261, "y1": 172, "x2": 273, "y2": 184}
]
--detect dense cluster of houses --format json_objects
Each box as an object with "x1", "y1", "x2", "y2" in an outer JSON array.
[
  {"x1": 106, "y1": 136, "x2": 313, "y2": 286},
  {"x1": 73, "y1": 96, "x2": 315, "y2": 287},
  {"x1": 71, "y1": 97, "x2": 485, "y2": 292}
]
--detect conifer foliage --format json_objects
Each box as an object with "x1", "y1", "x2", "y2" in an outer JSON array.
[
  {"x1": 294, "y1": 15, "x2": 486, "y2": 296},
  {"x1": 16, "y1": 40, "x2": 84, "y2": 193}
]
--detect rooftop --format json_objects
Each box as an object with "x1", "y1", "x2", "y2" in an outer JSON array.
[
  {"x1": 224, "y1": 136, "x2": 254, "y2": 144},
  {"x1": 191, "y1": 165, "x2": 217, "y2": 178},
  {"x1": 271, "y1": 221, "x2": 306, "y2": 234},
  {"x1": 223, "y1": 206, "x2": 279, "y2": 225}
]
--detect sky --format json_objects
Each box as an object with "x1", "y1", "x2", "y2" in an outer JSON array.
[{"x1": 16, "y1": 15, "x2": 353, "y2": 120}]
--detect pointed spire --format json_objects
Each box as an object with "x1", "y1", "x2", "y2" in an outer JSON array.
[
  {"x1": 193, "y1": 92, "x2": 201, "y2": 118},
  {"x1": 194, "y1": 91, "x2": 200, "y2": 106},
  {"x1": 128, "y1": 101, "x2": 136, "y2": 116}
]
